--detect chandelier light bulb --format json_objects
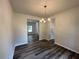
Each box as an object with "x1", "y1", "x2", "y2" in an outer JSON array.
[
  {"x1": 40, "y1": 19, "x2": 42, "y2": 23},
  {"x1": 48, "y1": 18, "x2": 51, "y2": 21},
  {"x1": 42, "y1": 18, "x2": 44, "y2": 21},
  {"x1": 43, "y1": 20, "x2": 46, "y2": 23}
]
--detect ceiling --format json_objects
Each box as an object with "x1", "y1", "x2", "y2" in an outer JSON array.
[{"x1": 10, "y1": 0, "x2": 79, "y2": 17}]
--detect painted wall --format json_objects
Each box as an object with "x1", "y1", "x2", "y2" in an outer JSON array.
[
  {"x1": 39, "y1": 22, "x2": 49, "y2": 40},
  {"x1": 13, "y1": 13, "x2": 42, "y2": 46},
  {"x1": 13, "y1": 12, "x2": 49, "y2": 46},
  {"x1": 13, "y1": 13, "x2": 28, "y2": 46},
  {"x1": 48, "y1": 19, "x2": 55, "y2": 40},
  {"x1": 0, "y1": 0, "x2": 14, "y2": 59},
  {"x1": 55, "y1": 7, "x2": 79, "y2": 53}
]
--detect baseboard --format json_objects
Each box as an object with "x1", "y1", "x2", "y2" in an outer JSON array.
[{"x1": 55, "y1": 42, "x2": 79, "y2": 54}]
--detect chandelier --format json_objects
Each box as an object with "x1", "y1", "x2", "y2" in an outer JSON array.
[{"x1": 40, "y1": 0, "x2": 51, "y2": 23}]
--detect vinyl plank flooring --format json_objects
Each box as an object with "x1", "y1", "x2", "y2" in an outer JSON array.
[{"x1": 13, "y1": 40, "x2": 79, "y2": 59}]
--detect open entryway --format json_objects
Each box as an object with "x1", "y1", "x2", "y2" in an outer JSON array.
[{"x1": 27, "y1": 20, "x2": 39, "y2": 43}]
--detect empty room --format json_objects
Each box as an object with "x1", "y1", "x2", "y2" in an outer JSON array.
[{"x1": 0, "y1": 0, "x2": 79, "y2": 59}]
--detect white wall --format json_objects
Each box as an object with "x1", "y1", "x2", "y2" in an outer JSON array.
[
  {"x1": 0, "y1": 0, "x2": 14, "y2": 59},
  {"x1": 48, "y1": 19, "x2": 55, "y2": 40},
  {"x1": 13, "y1": 12, "x2": 50, "y2": 46},
  {"x1": 13, "y1": 13, "x2": 28, "y2": 46},
  {"x1": 55, "y1": 7, "x2": 79, "y2": 53},
  {"x1": 39, "y1": 22, "x2": 49, "y2": 40},
  {"x1": 13, "y1": 13, "x2": 42, "y2": 46}
]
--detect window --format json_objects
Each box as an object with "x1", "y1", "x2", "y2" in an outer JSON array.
[{"x1": 28, "y1": 25, "x2": 32, "y2": 32}]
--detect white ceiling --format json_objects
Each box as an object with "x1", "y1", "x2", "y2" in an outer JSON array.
[{"x1": 10, "y1": 0, "x2": 79, "y2": 17}]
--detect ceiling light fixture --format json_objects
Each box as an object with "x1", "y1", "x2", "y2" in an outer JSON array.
[{"x1": 40, "y1": 0, "x2": 51, "y2": 23}]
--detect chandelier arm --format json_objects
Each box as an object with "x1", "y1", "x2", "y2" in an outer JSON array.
[{"x1": 40, "y1": 0, "x2": 51, "y2": 23}]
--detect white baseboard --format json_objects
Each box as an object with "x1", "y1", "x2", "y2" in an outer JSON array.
[{"x1": 55, "y1": 42, "x2": 79, "y2": 54}]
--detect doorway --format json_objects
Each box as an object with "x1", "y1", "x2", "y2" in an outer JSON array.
[{"x1": 27, "y1": 20, "x2": 39, "y2": 43}]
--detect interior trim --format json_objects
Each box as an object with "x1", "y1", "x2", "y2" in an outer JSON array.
[{"x1": 55, "y1": 42, "x2": 79, "y2": 54}]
